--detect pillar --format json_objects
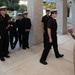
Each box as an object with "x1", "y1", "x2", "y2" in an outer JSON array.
[
  {"x1": 27, "y1": 0, "x2": 43, "y2": 45},
  {"x1": 56, "y1": 0, "x2": 67, "y2": 34}
]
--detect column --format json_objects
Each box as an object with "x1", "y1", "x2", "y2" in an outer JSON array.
[
  {"x1": 27, "y1": 0, "x2": 43, "y2": 45},
  {"x1": 56, "y1": 0, "x2": 67, "y2": 34}
]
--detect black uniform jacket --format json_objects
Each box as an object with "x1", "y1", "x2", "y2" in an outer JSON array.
[
  {"x1": 21, "y1": 17, "x2": 31, "y2": 31},
  {"x1": 0, "y1": 14, "x2": 9, "y2": 36},
  {"x1": 41, "y1": 15, "x2": 50, "y2": 33},
  {"x1": 47, "y1": 17, "x2": 57, "y2": 36},
  {"x1": 8, "y1": 21, "x2": 17, "y2": 35},
  {"x1": 15, "y1": 19, "x2": 23, "y2": 32}
]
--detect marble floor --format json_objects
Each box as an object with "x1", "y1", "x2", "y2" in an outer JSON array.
[{"x1": 0, "y1": 34, "x2": 74, "y2": 75}]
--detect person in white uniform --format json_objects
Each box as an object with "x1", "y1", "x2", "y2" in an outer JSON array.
[{"x1": 68, "y1": 27, "x2": 75, "y2": 75}]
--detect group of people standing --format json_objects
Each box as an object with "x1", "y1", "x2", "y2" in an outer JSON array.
[
  {"x1": 0, "y1": 6, "x2": 31, "y2": 61},
  {"x1": 9, "y1": 11, "x2": 31, "y2": 50},
  {"x1": 0, "y1": 5, "x2": 64, "y2": 65}
]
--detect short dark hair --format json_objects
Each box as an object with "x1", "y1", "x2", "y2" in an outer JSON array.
[
  {"x1": 46, "y1": 10, "x2": 50, "y2": 12},
  {"x1": 51, "y1": 11, "x2": 57, "y2": 15}
]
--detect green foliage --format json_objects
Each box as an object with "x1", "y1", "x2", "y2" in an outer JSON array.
[
  {"x1": 43, "y1": 2, "x2": 56, "y2": 9},
  {"x1": 0, "y1": 0, "x2": 20, "y2": 11},
  {"x1": 67, "y1": 1, "x2": 72, "y2": 8},
  {"x1": 18, "y1": 4, "x2": 27, "y2": 13},
  {"x1": 43, "y1": 1, "x2": 72, "y2": 9}
]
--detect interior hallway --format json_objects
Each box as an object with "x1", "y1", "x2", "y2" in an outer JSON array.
[{"x1": 0, "y1": 34, "x2": 74, "y2": 75}]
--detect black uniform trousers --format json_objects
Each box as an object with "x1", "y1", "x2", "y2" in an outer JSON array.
[
  {"x1": 0, "y1": 32, "x2": 9, "y2": 58},
  {"x1": 18, "y1": 30, "x2": 23, "y2": 47},
  {"x1": 22, "y1": 31, "x2": 29, "y2": 49},
  {"x1": 43, "y1": 32, "x2": 49, "y2": 49},
  {"x1": 40, "y1": 33, "x2": 59, "y2": 61},
  {"x1": 10, "y1": 32, "x2": 18, "y2": 49}
]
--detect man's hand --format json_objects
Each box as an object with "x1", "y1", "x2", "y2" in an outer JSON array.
[
  {"x1": 8, "y1": 25, "x2": 11, "y2": 28},
  {"x1": 49, "y1": 38, "x2": 52, "y2": 43},
  {"x1": 6, "y1": 25, "x2": 11, "y2": 29},
  {"x1": 0, "y1": 36, "x2": 1, "y2": 39},
  {"x1": 11, "y1": 25, "x2": 13, "y2": 27},
  {"x1": 27, "y1": 29, "x2": 30, "y2": 31},
  {"x1": 25, "y1": 29, "x2": 30, "y2": 32}
]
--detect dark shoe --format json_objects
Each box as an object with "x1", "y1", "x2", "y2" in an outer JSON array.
[
  {"x1": 11, "y1": 47, "x2": 14, "y2": 50},
  {"x1": 40, "y1": 60, "x2": 48, "y2": 65},
  {"x1": 4, "y1": 55, "x2": 10, "y2": 58},
  {"x1": 20, "y1": 45, "x2": 21, "y2": 47},
  {"x1": 56, "y1": 54, "x2": 64, "y2": 58},
  {"x1": 26, "y1": 46, "x2": 30, "y2": 49},
  {"x1": 22, "y1": 47, "x2": 26, "y2": 50},
  {"x1": 0, "y1": 57, "x2": 5, "y2": 61},
  {"x1": 11, "y1": 44, "x2": 15, "y2": 50},
  {"x1": 7, "y1": 51, "x2": 10, "y2": 54}
]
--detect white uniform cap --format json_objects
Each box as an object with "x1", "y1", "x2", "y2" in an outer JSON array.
[
  {"x1": 46, "y1": 8, "x2": 50, "y2": 11},
  {"x1": 50, "y1": 9, "x2": 57, "y2": 12},
  {"x1": 18, "y1": 13, "x2": 22, "y2": 15},
  {"x1": 0, "y1": 6, "x2": 7, "y2": 9},
  {"x1": 23, "y1": 11, "x2": 28, "y2": 14}
]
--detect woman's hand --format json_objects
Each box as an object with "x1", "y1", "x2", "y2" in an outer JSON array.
[{"x1": 67, "y1": 27, "x2": 73, "y2": 34}]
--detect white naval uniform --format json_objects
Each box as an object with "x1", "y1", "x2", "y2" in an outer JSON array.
[{"x1": 72, "y1": 27, "x2": 75, "y2": 75}]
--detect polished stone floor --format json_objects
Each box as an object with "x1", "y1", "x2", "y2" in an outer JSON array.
[{"x1": 0, "y1": 34, "x2": 74, "y2": 75}]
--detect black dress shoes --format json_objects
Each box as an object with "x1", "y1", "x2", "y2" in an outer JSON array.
[
  {"x1": 11, "y1": 47, "x2": 14, "y2": 50},
  {"x1": 7, "y1": 51, "x2": 10, "y2": 54},
  {"x1": 22, "y1": 47, "x2": 26, "y2": 50},
  {"x1": 56, "y1": 54, "x2": 64, "y2": 58},
  {"x1": 26, "y1": 46, "x2": 30, "y2": 49},
  {"x1": 4, "y1": 55, "x2": 10, "y2": 58},
  {"x1": 0, "y1": 57, "x2": 5, "y2": 61},
  {"x1": 40, "y1": 60, "x2": 48, "y2": 65}
]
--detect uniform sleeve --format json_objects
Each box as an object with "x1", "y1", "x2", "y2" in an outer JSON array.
[
  {"x1": 29, "y1": 19, "x2": 32, "y2": 29},
  {"x1": 41, "y1": 17, "x2": 44, "y2": 22},
  {"x1": 14, "y1": 22, "x2": 17, "y2": 28},
  {"x1": 21, "y1": 19, "x2": 25, "y2": 30},
  {"x1": 0, "y1": 16, "x2": 2, "y2": 35},
  {"x1": 6, "y1": 14, "x2": 10, "y2": 21},
  {"x1": 15, "y1": 20, "x2": 18, "y2": 28},
  {"x1": 21, "y1": 19, "x2": 24, "y2": 25},
  {"x1": 47, "y1": 19, "x2": 52, "y2": 29}
]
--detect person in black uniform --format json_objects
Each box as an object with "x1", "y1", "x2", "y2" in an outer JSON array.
[
  {"x1": 42, "y1": 9, "x2": 50, "y2": 49},
  {"x1": 15, "y1": 13, "x2": 23, "y2": 48},
  {"x1": 40, "y1": 9, "x2": 64, "y2": 65},
  {"x1": 0, "y1": 6, "x2": 10, "y2": 61},
  {"x1": 22, "y1": 11, "x2": 31, "y2": 50},
  {"x1": 8, "y1": 17, "x2": 18, "y2": 50},
  {"x1": 40, "y1": 9, "x2": 51, "y2": 64}
]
